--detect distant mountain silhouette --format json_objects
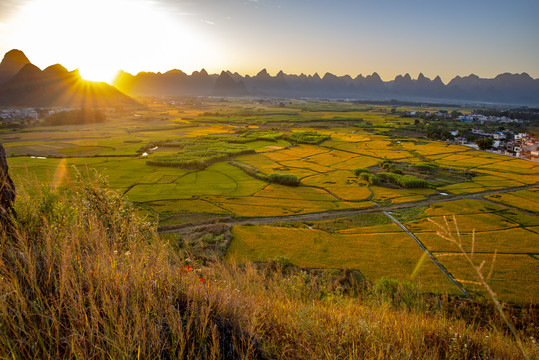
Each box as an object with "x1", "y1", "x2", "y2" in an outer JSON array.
[
  {"x1": 0, "y1": 49, "x2": 31, "y2": 85},
  {"x1": 213, "y1": 71, "x2": 247, "y2": 96},
  {"x1": 0, "y1": 50, "x2": 138, "y2": 108},
  {"x1": 114, "y1": 62, "x2": 539, "y2": 106}
]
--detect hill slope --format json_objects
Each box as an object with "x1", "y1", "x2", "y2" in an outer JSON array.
[
  {"x1": 0, "y1": 171, "x2": 534, "y2": 359},
  {"x1": 0, "y1": 49, "x2": 31, "y2": 85}
]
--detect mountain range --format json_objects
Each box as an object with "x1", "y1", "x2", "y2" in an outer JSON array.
[
  {"x1": 114, "y1": 68, "x2": 539, "y2": 106},
  {"x1": 0, "y1": 50, "x2": 138, "y2": 108},
  {"x1": 0, "y1": 49, "x2": 538, "y2": 107}
]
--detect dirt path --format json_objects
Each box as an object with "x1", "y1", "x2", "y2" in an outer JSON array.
[{"x1": 158, "y1": 183, "x2": 538, "y2": 234}]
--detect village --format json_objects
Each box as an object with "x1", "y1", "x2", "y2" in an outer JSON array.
[
  {"x1": 407, "y1": 109, "x2": 538, "y2": 161},
  {"x1": 454, "y1": 114, "x2": 537, "y2": 161}
]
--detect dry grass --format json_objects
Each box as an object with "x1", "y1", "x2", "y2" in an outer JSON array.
[
  {"x1": 0, "y1": 173, "x2": 535, "y2": 359},
  {"x1": 428, "y1": 215, "x2": 534, "y2": 359}
]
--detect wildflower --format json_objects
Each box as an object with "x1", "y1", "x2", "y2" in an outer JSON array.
[
  {"x1": 199, "y1": 277, "x2": 205, "y2": 284},
  {"x1": 125, "y1": 251, "x2": 131, "y2": 256},
  {"x1": 183, "y1": 265, "x2": 193, "y2": 273}
]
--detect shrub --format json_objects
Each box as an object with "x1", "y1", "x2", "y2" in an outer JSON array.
[
  {"x1": 377, "y1": 172, "x2": 429, "y2": 188},
  {"x1": 360, "y1": 172, "x2": 381, "y2": 185},
  {"x1": 354, "y1": 168, "x2": 370, "y2": 176},
  {"x1": 411, "y1": 162, "x2": 439, "y2": 171},
  {"x1": 285, "y1": 131, "x2": 330, "y2": 145},
  {"x1": 268, "y1": 173, "x2": 300, "y2": 186}
]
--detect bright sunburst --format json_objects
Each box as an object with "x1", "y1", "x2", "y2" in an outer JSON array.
[
  {"x1": 78, "y1": 66, "x2": 119, "y2": 83},
  {"x1": 5, "y1": 0, "x2": 218, "y2": 84}
]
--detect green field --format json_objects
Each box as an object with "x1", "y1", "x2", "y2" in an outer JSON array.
[{"x1": 3, "y1": 99, "x2": 537, "y2": 303}]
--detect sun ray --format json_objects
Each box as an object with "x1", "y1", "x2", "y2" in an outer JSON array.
[
  {"x1": 410, "y1": 252, "x2": 428, "y2": 280},
  {"x1": 52, "y1": 158, "x2": 69, "y2": 189}
]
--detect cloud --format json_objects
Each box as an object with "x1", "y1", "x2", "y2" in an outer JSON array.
[{"x1": 201, "y1": 19, "x2": 215, "y2": 25}]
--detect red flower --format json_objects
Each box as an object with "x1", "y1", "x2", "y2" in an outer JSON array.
[
  {"x1": 199, "y1": 277, "x2": 205, "y2": 284},
  {"x1": 183, "y1": 265, "x2": 193, "y2": 273}
]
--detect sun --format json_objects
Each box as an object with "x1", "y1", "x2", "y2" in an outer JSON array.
[
  {"x1": 5, "y1": 0, "x2": 220, "y2": 82},
  {"x1": 78, "y1": 66, "x2": 119, "y2": 84}
]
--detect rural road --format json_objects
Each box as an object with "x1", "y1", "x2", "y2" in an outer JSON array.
[{"x1": 158, "y1": 182, "x2": 538, "y2": 234}]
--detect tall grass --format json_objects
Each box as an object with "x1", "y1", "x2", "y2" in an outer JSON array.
[
  {"x1": 428, "y1": 215, "x2": 532, "y2": 360},
  {"x1": 0, "y1": 172, "x2": 535, "y2": 359}
]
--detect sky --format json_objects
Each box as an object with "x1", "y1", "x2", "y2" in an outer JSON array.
[{"x1": 0, "y1": 0, "x2": 538, "y2": 83}]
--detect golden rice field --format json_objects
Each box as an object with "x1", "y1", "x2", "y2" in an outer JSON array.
[
  {"x1": 264, "y1": 144, "x2": 329, "y2": 162},
  {"x1": 3, "y1": 100, "x2": 538, "y2": 304},
  {"x1": 227, "y1": 225, "x2": 460, "y2": 295},
  {"x1": 485, "y1": 189, "x2": 539, "y2": 212},
  {"x1": 424, "y1": 199, "x2": 507, "y2": 216},
  {"x1": 370, "y1": 186, "x2": 434, "y2": 204},
  {"x1": 301, "y1": 170, "x2": 372, "y2": 201},
  {"x1": 336, "y1": 222, "x2": 404, "y2": 234},
  {"x1": 395, "y1": 199, "x2": 538, "y2": 303},
  {"x1": 325, "y1": 154, "x2": 380, "y2": 171},
  {"x1": 145, "y1": 199, "x2": 230, "y2": 215},
  {"x1": 406, "y1": 213, "x2": 519, "y2": 233},
  {"x1": 302, "y1": 149, "x2": 358, "y2": 167},
  {"x1": 202, "y1": 184, "x2": 365, "y2": 217},
  {"x1": 431, "y1": 253, "x2": 538, "y2": 303},
  {"x1": 236, "y1": 154, "x2": 320, "y2": 178},
  {"x1": 277, "y1": 159, "x2": 335, "y2": 173},
  {"x1": 416, "y1": 227, "x2": 539, "y2": 254},
  {"x1": 400, "y1": 141, "x2": 467, "y2": 156}
]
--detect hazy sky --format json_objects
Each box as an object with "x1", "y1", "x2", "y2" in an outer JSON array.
[{"x1": 0, "y1": 0, "x2": 538, "y2": 82}]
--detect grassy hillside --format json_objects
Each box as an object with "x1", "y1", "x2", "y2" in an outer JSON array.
[{"x1": 0, "y1": 173, "x2": 536, "y2": 359}]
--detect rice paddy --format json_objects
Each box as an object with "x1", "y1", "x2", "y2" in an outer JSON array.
[
  {"x1": 3, "y1": 99, "x2": 537, "y2": 303},
  {"x1": 227, "y1": 225, "x2": 459, "y2": 294}
]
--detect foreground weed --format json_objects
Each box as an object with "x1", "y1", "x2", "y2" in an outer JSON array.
[{"x1": 429, "y1": 215, "x2": 530, "y2": 360}]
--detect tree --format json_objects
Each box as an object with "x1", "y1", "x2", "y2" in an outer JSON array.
[
  {"x1": 476, "y1": 137, "x2": 494, "y2": 150},
  {"x1": 451, "y1": 110, "x2": 462, "y2": 119}
]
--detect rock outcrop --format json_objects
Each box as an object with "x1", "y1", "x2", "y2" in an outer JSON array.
[{"x1": 0, "y1": 143, "x2": 16, "y2": 229}]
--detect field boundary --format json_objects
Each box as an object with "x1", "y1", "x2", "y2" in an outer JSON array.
[
  {"x1": 158, "y1": 183, "x2": 538, "y2": 234},
  {"x1": 383, "y1": 211, "x2": 471, "y2": 298}
]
